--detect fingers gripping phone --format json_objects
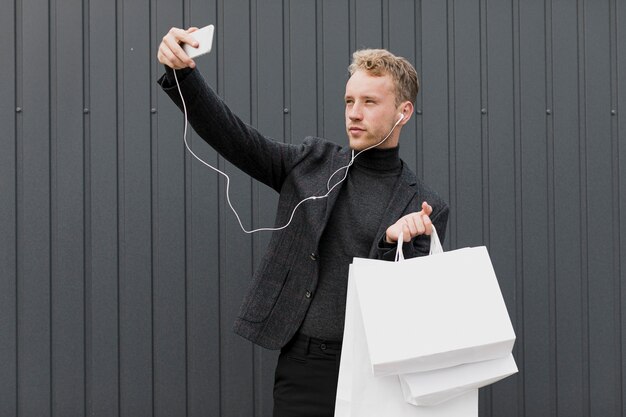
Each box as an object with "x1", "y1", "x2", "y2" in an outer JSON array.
[{"x1": 183, "y1": 24, "x2": 215, "y2": 58}]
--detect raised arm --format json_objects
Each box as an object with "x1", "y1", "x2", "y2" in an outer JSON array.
[{"x1": 157, "y1": 27, "x2": 305, "y2": 191}]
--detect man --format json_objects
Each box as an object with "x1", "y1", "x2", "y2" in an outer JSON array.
[{"x1": 158, "y1": 27, "x2": 449, "y2": 417}]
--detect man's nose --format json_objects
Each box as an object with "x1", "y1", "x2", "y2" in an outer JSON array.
[{"x1": 348, "y1": 104, "x2": 363, "y2": 120}]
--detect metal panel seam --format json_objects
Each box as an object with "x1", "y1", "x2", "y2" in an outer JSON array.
[
  {"x1": 609, "y1": 0, "x2": 624, "y2": 414},
  {"x1": 576, "y1": 0, "x2": 591, "y2": 414},
  {"x1": 544, "y1": 1, "x2": 558, "y2": 415},
  {"x1": 82, "y1": 0, "x2": 91, "y2": 414},
  {"x1": 446, "y1": 0, "x2": 456, "y2": 249},
  {"x1": 49, "y1": 0, "x2": 56, "y2": 412},
  {"x1": 512, "y1": 0, "x2": 526, "y2": 414},
  {"x1": 115, "y1": 0, "x2": 124, "y2": 413},
  {"x1": 14, "y1": 0, "x2": 23, "y2": 414}
]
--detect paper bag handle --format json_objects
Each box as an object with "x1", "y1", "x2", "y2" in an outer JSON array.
[{"x1": 394, "y1": 225, "x2": 444, "y2": 262}]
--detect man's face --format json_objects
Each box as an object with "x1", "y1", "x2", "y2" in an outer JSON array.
[{"x1": 344, "y1": 70, "x2": 401, "y2": 151}]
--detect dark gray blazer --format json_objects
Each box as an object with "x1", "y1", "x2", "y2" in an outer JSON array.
[{"x1": 159, "y1": 68, "x2": 449, "y2": 350}]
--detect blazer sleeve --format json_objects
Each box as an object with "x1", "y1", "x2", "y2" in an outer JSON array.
[{"x1": 158, "y1": 67, "x2": 306, "y2": 192}]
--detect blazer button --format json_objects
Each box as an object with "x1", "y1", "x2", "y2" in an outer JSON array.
[
  {"x1": 310, "y1": 253, "x2": 318, "y2": 261},
  {"x1": 305, "y1": 291, "x2": 312, "y2": 299}
]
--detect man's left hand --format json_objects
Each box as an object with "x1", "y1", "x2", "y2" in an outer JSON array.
[{"x1": 385, "y1": 201, "x2": 433, "y2": 243}]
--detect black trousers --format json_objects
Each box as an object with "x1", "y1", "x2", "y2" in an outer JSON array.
[{"x1": 273, "y1": 332, "x2": 342, "y2": 417}]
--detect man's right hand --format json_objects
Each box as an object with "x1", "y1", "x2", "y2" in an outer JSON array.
[{"x1": 157, "y1": 27, "x2": 199, "y2": 69}]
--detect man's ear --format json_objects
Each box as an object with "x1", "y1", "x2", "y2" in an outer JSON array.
[{"x1": 398, "y1": 101, "x2": 414, "y2": 125}]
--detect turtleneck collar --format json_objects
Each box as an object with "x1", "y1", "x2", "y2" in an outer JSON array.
[{"x1": 352, "y1": 145, "x2": 402, "y2": 174}]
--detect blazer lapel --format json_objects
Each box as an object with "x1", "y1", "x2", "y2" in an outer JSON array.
[{"x1": 368, "y1": 162, "x2": 418, "y2": 258}]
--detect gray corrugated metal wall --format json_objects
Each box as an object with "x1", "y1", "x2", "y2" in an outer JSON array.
[{"x1": 1, "y1": 0, "x2": 624, "y2": 416}]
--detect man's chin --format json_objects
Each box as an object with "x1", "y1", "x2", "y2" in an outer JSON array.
[
  {"x1": 348, "y1": 142, "x2": 366, "y2": 151},
  {"x1": 347, "y1": 136, "x2": 370, "y2": 151},
  {"x1": 350, "y1": 140, "x2": 383, "y2": 152}
]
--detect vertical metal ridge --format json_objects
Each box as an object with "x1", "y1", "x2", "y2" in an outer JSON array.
[
  {"x1": 354, "y1": 0, "x2": 359, "y2": 48},
  {"x1": 544, "y1": 1, "x2": 558, "y2": 415},
  {"x1": 115, "y1": 0, "x2": 124, "y2": 412},
  {"x1": 216, "y1": 0, "x2": 224, "y2": 96},
  {"x1": 184, "y1": 78, "x2": 192, "y2": 417},
  {"x1": 382, "y1": 0, "x2": 389, "y2": 50},
  {"x1": 247, "y1": 0, "x2": 254, "y2": 249},
  {"x1": 280, "y1": 0, "x2": 291, "y2": 143},
  {"x1": 577, "y1": 0, "x2": 590, "y2": 415},
  {"x1": 479, "y1": 0, "x2": 489, "y2": 247},
  {"x1": 48, "y1": 0, "x2": 56, "y2": 411},
  {"x1": 250, "y1": 0, "x2": 258, "y2": 130},
  {"x1": 512, "y1": 0, "x2": 525, "y2": 414},
  {"x1": 216, "y1": 0, "x2": 225, "y2": 348},
  {"x1": 251, "y1": 0, "x2": 257, "y2": 409},
  {"x1": 182, "y1": 1, "x2": 193, "y2": 414},
  {"x1": 415, "y1": 0, "x2": 423, "y2": 180},
  {"x1": 14, "y1": 0, "x2": 23, "y2": 414},
  {"x1": 11, "y1": 0, "x2": 18, "y2": 408},
  {"x1": 180, "y1": 1, "x2": 190, "y2": 416},
  {"x1": 349, "y1": 0, "x2": 356, "y2": 54},
  {"x1": 249, "y1": 0, "x2": 258, "y2": 414},
  {"x1": 316, "y1": 0, "x2": 324, "y2": 138},
  {"x1": 619, "y1": 0, "x2": 626, "y2": 410},
  {"x1": 479, "y1": 1, "x2": 492, "y2": 411},
  {"x1": 282, "y1": 0, "x2": 291, "y2": 144},
  {"x1": 216, "y1": 1, "x2": 224, "y2": 414},
  {"x1": 609, "y1": 0, "x2": 623, "y2": 414},
  {"x1": 148, "y1": 0, "x2": 157, "y2": 414},
  {"x1": 446, "y1": 0, "x2": 456, "y2": 249},
  {"x1": 82, "y1": 0, "x2": 91, "y2": 413},
  {"x1": 182, "y1": 6, "x2": 192, "y2": 417}
]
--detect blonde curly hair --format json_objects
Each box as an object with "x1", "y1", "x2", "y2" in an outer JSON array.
[{"x1": 348, "y1": 49, "x2": 419, "y2": 106}]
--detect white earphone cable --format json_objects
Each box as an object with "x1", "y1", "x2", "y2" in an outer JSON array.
[{"x1": 174, "y1": 68, "x2": 403, "y2": 234}]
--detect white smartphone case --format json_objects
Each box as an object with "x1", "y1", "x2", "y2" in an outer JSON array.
[{"x1": 183, "y1": 24, "x2": 215, "y2": 59}]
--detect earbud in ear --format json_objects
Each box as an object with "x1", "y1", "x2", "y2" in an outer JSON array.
[{"x1": 398, "y1": 114, "x2": 405, "y2": 122}]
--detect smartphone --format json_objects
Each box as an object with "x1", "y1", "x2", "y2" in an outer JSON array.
[{"x1": 183, "y1": 24, "x2": 215, "y2": 59}]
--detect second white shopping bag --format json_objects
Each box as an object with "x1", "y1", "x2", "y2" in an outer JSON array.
[
  {"x1": 353, "y1": 227, "x2": 516, "y2": 377},
  {"x1": 398, "y1": 354, "x2": 518, "y2": 406}
]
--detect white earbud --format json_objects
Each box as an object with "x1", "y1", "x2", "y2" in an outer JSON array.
[{"x1": 398, "y1": 113, "x2": 404, "y2": 122}]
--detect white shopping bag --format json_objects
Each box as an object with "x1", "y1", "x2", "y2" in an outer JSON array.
[
  {"x1": 354, "y1": 227, "x2": 516, "y2": 377},
  {"x1": 335, "y1": 269, "x2": 478, "y2": 417},
  {"x1": 398, "y1": 354, "x2": 518, "y2": 406}
]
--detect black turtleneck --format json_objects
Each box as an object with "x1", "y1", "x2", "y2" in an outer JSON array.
[{"x1": 299, "y1": 146, "x2": 402, "y2": 341}]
